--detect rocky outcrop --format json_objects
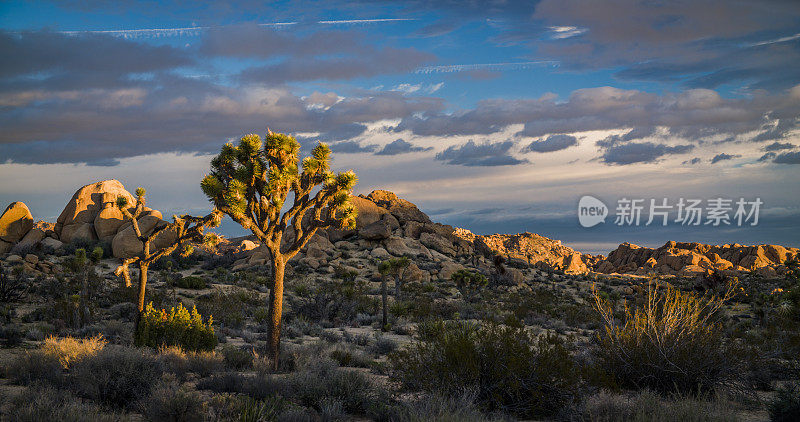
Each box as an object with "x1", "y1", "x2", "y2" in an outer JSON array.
[
  {"x1": 597, "y1": 241, "x2": 800, "y2": 277},
  {"x1": 55, "y1": 180, "x2": 136, "y2": 243},
  {"x1": 363, "y1": 190, "x2": 431, "y2": 225},
  {"x1": 0, "y1": 202, "x2": 34, "y2": 253},
  {"x1": 466, "y1": 231, "x2": 591, "y2": 274}
]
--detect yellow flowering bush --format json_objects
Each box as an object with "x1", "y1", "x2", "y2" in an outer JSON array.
[{"x1": 135, "y1": 302, "x2": 217, "y2": 352}]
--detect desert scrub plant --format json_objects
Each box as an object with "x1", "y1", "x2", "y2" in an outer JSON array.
[
  {"x1": 173, "y1": 275, "x2": 207, "y2": 289},
  {"x1": 7, "y1": 384, "x2": 132, "y2": 422},
  {"x1": 157, "y1": 345, "x2": 224, "y2": 379},
  {"x1": 390, "y1": 319, "x2": 582, "y2": 419},
  {"x1": 69, "y1": 345, "x2": 161, "y2": 409},
  {"x1": 140, "y1": 375, "x2": 204, "y2": 422},
  {"x1": 41, "y1": 335, "x2": 106, "y2": 369},
  {"x1": 769, "y1": 382, "x2": 800, "y2": 422},
  {"x1": 580, "y1": 389, "x2": 740, "y2": 422},
  {"x1": 591, "y1": 279, "x2": 744, "y2": 395},
  {"x1": 136, "y1": 302, "x2": 217, "y2": 352}
]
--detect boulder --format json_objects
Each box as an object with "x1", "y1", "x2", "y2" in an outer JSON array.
[
  {"x1": 55, "y1": 180, "x2": 136, "y2": 243},
  {"x1": 369, "y1": 247, "x2": 392, "y2": 260},
  {"x1": 61, "y1": 222, "x2": 97, "y2": 244},
  {"x1": 94, "y1": 200, "x2": 126, "y2": 242},
  {"x1": 41, "y1": 237, "x2": 64, "y2": 251},
  {"x1": 561, "y1": 252, "x2": 587, "y2": 273},
  {"x1": 420, "y1": 232, "x2": 456, "y2": 256},
  {"x1": 438, "y1": 261, "x2": 464, "y2": 280},
  {"x1": 364, "y1": 190, "x2": 431, "y2": 224},
  {"x1": 236, "y1": 239, "x2": 259, "y2": 253},
  {"x1": 24, "y1": 254, "x2": 38, "y2": 265},
  {"x1": 383, "y1": 236, "x2": 413, "y2": 257},
  {"x1": 0, "y1": 202, "x2": 34, "y2": 244},
  {"x1": 111, "y1": 215, "x2": 170, "y2": 259},
  {"x1": 360, "y1": 219, "x2": 392, "y2": 240},
  {"x1": 6, "y1": 254, "x2": 23, "y2": 264},
  {"x1": 11, "y1": 228, "x2": 45, "y2": 253}
]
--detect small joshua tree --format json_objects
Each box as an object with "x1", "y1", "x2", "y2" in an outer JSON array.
[
  {"x1": 451, "y1": 269, "x2": 488, "y2": 302},
  {"x1": 201, "y1": 131, "x2": 357, "y2": 369},
  {"x1": 378, "y1": 257, "x2": 410, "y2": 331},
  {"x1": 114, "y1": 187, "x2": 221, "y2": 331}
]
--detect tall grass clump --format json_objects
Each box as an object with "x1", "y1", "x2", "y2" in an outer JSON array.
[
  {"x1": 7, "y1": 335, "x2": 106, "y2": 386},
  {"x1": 592, "y1": 279, "x2": 743, "y2": 395},
  {"x1": 41, "y1": 335, "x2": 106, "y2": 369},
  {"x1": 389, "y1": 319, "x2": 581, "y2": 419}
]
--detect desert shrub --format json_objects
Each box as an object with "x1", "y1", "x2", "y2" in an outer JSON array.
[
  {"x1": 390, "y1": 319, "x2": 582, "y2": 418},
  {"x1": 196, "y1": 288, "x2": 260, "y2": 328},
  {"x1": 222, "y1": 345, "x2": 255, "y2": 370},
  {"x1": 329, "y1": 346, "x2": 374, "y2": 368},
  {"x1": 141, "y1": 376, "x2": 204, "y2": 422},
  {"x1": 206, "y1": 394, "x2": 288, "y2": 422},
  {"x1": 70, "y1": 345, "x2": 161, "y2": 409},
  {"x1": 580, "y1": 390, "x2": 740, "y2": 422},
  {"x1": 291, "y1": 277, "x2": 377, "y2": 325},
  {"x1": 371, "y1": 334, "x2": 398, "y2": 355},
  {"x1": 592, "y1": 280, "x2": 744, "y2": 395},
  {"x1": 0, "y1": 323, "x2": 25, "y2": 347},
  {"x1": 0, "y1": 264, "x2": 26, "y2": 302},
  {"x1": 390, "y1": 391, "x2": 507, "y2": 422},
  {"x1": 200, "y1": 347, "x2": 393, "y2": 418},
  {"x1": 7, "y1": 384, "x2": 130, "y2": 422},
  {"x1": 769, "y1": 383, "x2": 800, "y2": 422},
  {"x1": 6, "y1": 350, "x2": 63, "y2": 386},
  {"x1": 157, "y1": 345, "x2": 224, "y2": 379},
  {"x1": 136, "y1": 302, "x2": 217, "y2": 352},
  {"x1": 174, "y1": 275, "x2": 207, "y2": 289},
  {"x1": 40, "y1": 335, "x2": 106, "y2": 369}
]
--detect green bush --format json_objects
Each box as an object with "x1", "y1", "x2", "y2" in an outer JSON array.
[
  {"x1": 135, "y1": 302, "x2": 217, "y2": 352},
  {"x1": 389, "y1": 319, "x2": 582, "y2": 419},
  {"x1": 591, "y1": 280, "x2": 745, "y2": 395},
  {"x1": 174, "y1": 276, "x2": 207, "y2": 289}
]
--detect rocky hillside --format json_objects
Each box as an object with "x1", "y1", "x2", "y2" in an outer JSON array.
[
  {"x1": 597, "y1": 241, "x2": 799, "y2": 278},
  {"x1": 0, "y1": 180, "x2": 798, "y2": 280}
]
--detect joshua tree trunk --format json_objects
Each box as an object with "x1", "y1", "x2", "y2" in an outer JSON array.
[
  {"x1": 80, "y1": 268, "x2": 91, "y2": 326},
  {"x1": 381, "y1": 276, "x2": 388, "y2": 331},
  {"x1": 134, "y1": 263, "x2": 148, "y2": 332},
  {"x1": 267, "y1": 255, "x2": 285, "y2": 371},
  {"x1": 394, "y1": 274, "x2": 400, "y2": 298}
]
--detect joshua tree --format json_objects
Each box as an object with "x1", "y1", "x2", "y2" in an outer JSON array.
[
  {"x1": 114, "y1": 187, "x2": 221, "y2": 331},
  {"x1": 378, "y1": 257, "x2": 410, "y2": 331},
  {"x1": 72, "y1": 247, "x2": 102, "y2": 326},
  {"x1": 451, "y1": 269, "x2": 488, "y2": 302},
  {"x1": 201, "y1": 131, "x2": 357, "y2": 369}
]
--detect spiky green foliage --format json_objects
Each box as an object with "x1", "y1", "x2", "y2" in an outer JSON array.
[
  {"x1": 379, "y1": 257, "x2": 410, "y2": 276},
  {"x1": 202, "y1": 131, "x2": 358, "y2": 256},
  {"x1": 136, "y1": 302, "x2": 217, "y2": 352}
]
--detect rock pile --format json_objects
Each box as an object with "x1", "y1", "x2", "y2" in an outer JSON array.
[
  {"x1": 1, "y1": 180, "x2": 176, "y2": 259},
  {"x1": 596, "y1": 241, "x2": 799, "y2": 277},
  {"x1": 2, "y1": 183, "x2": 798, "y2": 280}
]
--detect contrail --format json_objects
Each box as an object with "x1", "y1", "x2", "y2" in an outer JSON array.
[
  {"x1": 58, "y1": 18, "x2": 417, "y2": 39},
  {"x1": 746, "y1": 32, "x2": 800, "y2": 47},
  {"x1": 415, "y1": 61, "x2": 559, "y2": 74}
]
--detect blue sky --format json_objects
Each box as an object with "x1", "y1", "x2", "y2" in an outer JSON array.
[{"x1": 1, "y1": 0, "x2": 799, "y2": 254}]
